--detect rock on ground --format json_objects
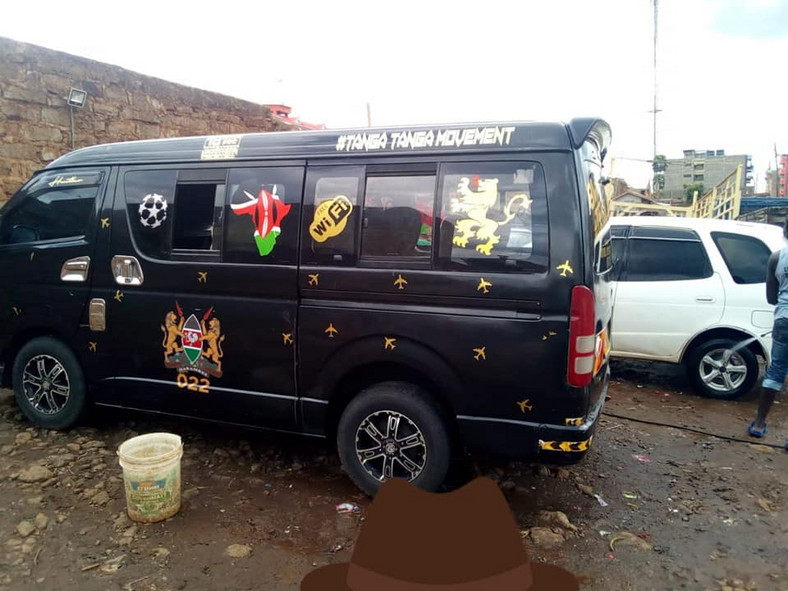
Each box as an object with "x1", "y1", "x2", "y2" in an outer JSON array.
[
  {"x1": 528, "y1": 527, "x2": 565, "y2": 549},
  {"x1": 18, "y1": 464, "x2": 53, "y2": 483},
  {"x1": 225, "y1": 544, "x2": 252, "y2": 559}
]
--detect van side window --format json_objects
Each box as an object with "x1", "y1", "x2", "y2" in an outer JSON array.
[
  {"x1": 124, "y1": 169, "x2": 178, "y2": 259},
  {"x1": 361, "y1": 175, "x2": 435, "y2": 261},
  {"x1": 302, "y1": 166, "x2": 363, "y2": 266},
  {"x1": 172, "y1": 182, "x2": 224, "y2": 252},
  {"x1": 124, "y1": 169, "x2": 225, "y2": 260},
  {"x1": 437, "y1": 162, "x2": 547, "y2": 273},
  {"x1": 0, "y1": 171, "x2": 104, "y2": 245},
  {"x1": 711, "y1": 231, "x2": 771, "y2": 284},
  {"x1": 224, "y1": 167, "x2": 303, "y2": 265}
]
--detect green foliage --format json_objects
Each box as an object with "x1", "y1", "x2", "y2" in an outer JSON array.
[
  {"x1": 652, "y1": 155, "x2": 668, "y2": 173},
  {"x1": 684, "y1": 182, "x2": 704, "y2": 202}
]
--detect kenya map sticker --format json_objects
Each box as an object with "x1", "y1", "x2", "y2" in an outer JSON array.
[
  {"x1": 232, "y1": 187, "x2": 291, "y2": 256},
  {"x1": 161, "y1": 302, "x2": 225, "y2": 378},
  {"x1": 139, "y1": 193, "x2": 168, "y2": 229},
  {"x1": 310, "y1": 195, "x2": 353, "y2": 242}
]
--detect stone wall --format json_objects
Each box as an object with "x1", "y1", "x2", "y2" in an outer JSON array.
[{"x1": 0, "y1": 37, "x2": 291, "y2": 204}]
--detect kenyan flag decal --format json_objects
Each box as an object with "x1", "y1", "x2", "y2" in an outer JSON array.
[
  {"x1": 181, "y1": 315, "x2": 203, "y2": 364},
  {"x1": 231, "y1": 186, "x2": 291, "y2": 257}
]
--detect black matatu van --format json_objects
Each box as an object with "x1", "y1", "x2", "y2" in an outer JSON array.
[{"x1": 0, "y1": 119, "x2": 613, "y2": 495}]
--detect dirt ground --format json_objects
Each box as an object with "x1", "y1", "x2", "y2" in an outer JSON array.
[{"x1": 0, "y1": 360, "x2": 786, "y2": 591}]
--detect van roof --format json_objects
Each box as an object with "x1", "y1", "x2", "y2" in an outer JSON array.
[{"x1": 46, "y1": 118, "x2": 610, "y2": 169}]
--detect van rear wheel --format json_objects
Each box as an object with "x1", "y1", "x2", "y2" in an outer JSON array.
[
  {"x1": 337, "y1": 382, "x2": 451, "y2": 497},
  {"x1": 685, "y1": 338, "x2": 758, "y2": 400},
  {"x1": 12, "y1": 337, "x2": 87, "y2": 430}
]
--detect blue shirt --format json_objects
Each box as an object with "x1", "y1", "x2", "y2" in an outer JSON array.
[{"x1": 775, "y1": 247, "x2": 788, "y2": 322}]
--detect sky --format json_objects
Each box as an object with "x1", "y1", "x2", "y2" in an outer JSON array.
[{"x1": 1, "y1": 0, "x2": 787, "y2": 191}]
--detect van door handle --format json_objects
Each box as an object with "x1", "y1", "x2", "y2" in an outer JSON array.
[
  {"x1": 696, "y1": 296, "x2": 715, "y2": 303},
  {"x1": 111, "y1": 255, "x2": 145, "y2": 286},
  {"x1": 60, "y1": 256, "x2": 91, "y2": 282}
]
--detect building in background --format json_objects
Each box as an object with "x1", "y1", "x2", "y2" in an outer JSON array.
[
  {"x1": 661, "y1": 149, "x2": 754, "y2": 203},
  {"x1": 265, "y1": 104, "x2": 325, "y2": 131},
  {"x1": 779, "y1": 154, "x2": 788, "y2": 197}
]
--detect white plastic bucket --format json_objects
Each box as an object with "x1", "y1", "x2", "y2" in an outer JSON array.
[{"x1": 117, "y1": 433, "x2": 183, "y2": 523}]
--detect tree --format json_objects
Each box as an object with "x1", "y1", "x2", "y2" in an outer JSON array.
[
  {"x1": 652, "y1": 154, "x2": 668, "y2": 173},
  {"x1": 684, "y1": 182, "x2": 704, "y2": 203}
]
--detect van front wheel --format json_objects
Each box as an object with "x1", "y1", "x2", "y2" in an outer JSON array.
[
  {"x1": 337, "y1": 382, "x2": 451, "y2": 497},
  {"x1": 12, "y1": 337, "x2": 87, "y2": 430},
  {"x1": 685, "y1": 338, "x2": 759, "y2": 400}
]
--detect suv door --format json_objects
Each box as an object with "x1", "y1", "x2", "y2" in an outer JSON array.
[
  {"x1": 0, "y1": 169, "x2": 108, "y2": 364},
  {"x1": 610, "y1": 225, "x2": 724, "y2": 361},
  {"x1": 92, "y1": 164, "x2": 302, "y2": 430}
]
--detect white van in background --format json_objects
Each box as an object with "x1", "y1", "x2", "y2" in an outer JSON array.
[{"x1": 604, "y1": 216, "x2": 785, "y2": 399}]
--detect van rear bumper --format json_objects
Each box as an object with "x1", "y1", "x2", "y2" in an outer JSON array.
[{"x1": 456, "y1": 372, "x2": 608, "y2": 461}]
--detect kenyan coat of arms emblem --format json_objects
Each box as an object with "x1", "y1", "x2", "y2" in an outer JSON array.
[{"x1": 161, "y1": 302, "x2": 224, "y2": 378}]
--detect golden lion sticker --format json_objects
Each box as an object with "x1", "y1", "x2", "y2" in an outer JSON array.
[
  {"x1": 310, "y1": 196, "x2": 353, "y2": 242},
  {"x1": 450, "y1": 176, "x2": 531, "y2": 256}
]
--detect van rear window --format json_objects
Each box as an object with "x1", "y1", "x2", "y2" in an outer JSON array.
[{"x1": 437, "y1": 162, "x2": 547, "y2": 273}]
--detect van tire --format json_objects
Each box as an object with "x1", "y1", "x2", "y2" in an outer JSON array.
[
  {"x1": 685, "y1": 338, "x2": 759, "y2": 400},
  {"x1": 12, "y1": 337, "x2": 87, "y2": 430},
  {"x1": 337, "y1": 382, "x2": 452, "y2": 497}
]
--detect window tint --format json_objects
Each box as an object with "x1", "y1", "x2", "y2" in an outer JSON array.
[
  {"x1": 0, "y1": 171, "x2": 103, "y2": 245},
  {"x1": 437, "y1": 162, "x2": 547, "y2": 273},
  {"x1": 625, "y1": 238, "x2": 711, "y2": 281},
  {"x1": 611, "y1": 237, "x2": 626, "y2": 278},
  {"x1": 303, "y1": 166, "x2": 363, "y2": 266},
  {"x1": 224, "y1": 167, "x2": 303, "y2": 264},
  {"x1": 361, "y1": 175, "x2": 435, "y2": 260},
  {"x1": 610, "y1": 225, "x2": 628, "y2": 238},
  {"x1": 125, "y1": 170, "x2": 178, "y2": 259},
  {"x1": 712, "y1": 232, "x2": 771, "y2": 284},
  {"x1": 631, "y1": 226, "x2": 701, "y2": 240}
]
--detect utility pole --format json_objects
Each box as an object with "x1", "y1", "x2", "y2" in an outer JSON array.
[
  {"x1": 652, "y1": 0, "x2": 659, "y2": 164},
  {"x1": 366, "y1": 102, "x2": 372, "y2": 127}
]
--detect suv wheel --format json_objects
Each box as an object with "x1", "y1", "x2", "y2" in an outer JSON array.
[
  {"x1": 685, "y1": 338, "x2": 758, "y2": 400},
  {"x1": 12, "y1": 337, "x2": 87, "y2": 430},
  {"x1": 337, "y1": 381, "x2": 451, "y2": 497}
]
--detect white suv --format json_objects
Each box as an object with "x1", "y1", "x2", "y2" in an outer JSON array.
[{"x1": 603, "y1": 216, "x2": 785, "y2": 399}]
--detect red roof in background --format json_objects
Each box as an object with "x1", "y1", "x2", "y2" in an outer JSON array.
[{"x1": 265, "y1": 104, "x2": 325, "y2": 131}]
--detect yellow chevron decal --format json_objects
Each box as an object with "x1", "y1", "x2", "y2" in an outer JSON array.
[
  {"x1": 565, "y1": 417, "x2": 584, "y2": 426},
  {"x1": 538, "y1": 436, "x2": 593, "y2": 452}
]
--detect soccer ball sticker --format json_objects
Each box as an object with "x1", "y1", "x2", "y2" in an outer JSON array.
[{"x1": 139, "y1": 193, "x2": 168, "y2": 229}]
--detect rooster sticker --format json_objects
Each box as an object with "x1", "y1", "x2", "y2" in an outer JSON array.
[{"x1": 231, "y1": 186, "x2": 291, "y2": 256}]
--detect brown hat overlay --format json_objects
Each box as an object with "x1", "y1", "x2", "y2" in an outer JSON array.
[{"x1": 301, "y1": 477, "x2": 578, "y2": 591}]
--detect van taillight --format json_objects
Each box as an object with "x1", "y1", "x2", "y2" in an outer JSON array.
[{"x1": 568, "y1": 285, "x2": 596, "y2": 388}]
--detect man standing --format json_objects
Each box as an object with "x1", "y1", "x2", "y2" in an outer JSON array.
[{"x1": 749, "y1": 221, "x2": 788, "y2": 442}]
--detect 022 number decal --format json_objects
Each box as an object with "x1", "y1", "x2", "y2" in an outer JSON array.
[{"x1": 176, "y1": 373, "x2": 210, "y2": 393}]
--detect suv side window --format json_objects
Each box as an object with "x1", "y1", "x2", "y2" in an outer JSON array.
[
  {"x1": 0, "y1": 170, "x2": 104, "y2": 245},
  {"x1": 624, "y1": 227, "x2": 712, "y2": 282},
  {"x1": 711, "y1": 232, "x2": 772, "y2": 284},
  {"x1": 437, "y1": 162, "x2": 547, "y2": 273}
]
